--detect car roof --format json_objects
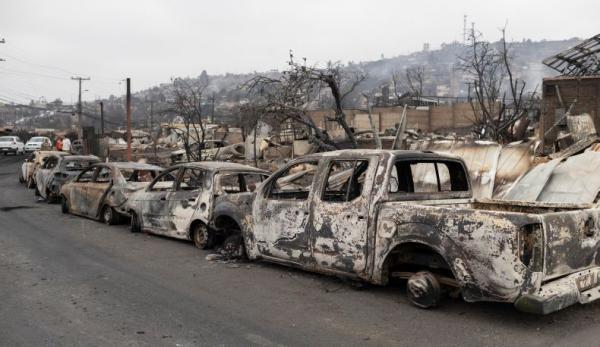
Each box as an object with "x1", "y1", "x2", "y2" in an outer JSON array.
[
  {"x1": 171, "y1": 161, "x2": 269, "y2": 174},
  {"x1": 92, "y1": 161, "x2": 164, "y2": 171},
  {"x1": 61, "y1": 155, "x2": 100, "y2": 162}
]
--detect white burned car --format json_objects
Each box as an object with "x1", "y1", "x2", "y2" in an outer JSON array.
[{"x1": 126, "y1": 162, "x2": 269, "y2": 250}]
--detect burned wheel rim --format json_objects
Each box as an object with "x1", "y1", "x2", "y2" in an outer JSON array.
[
  {"x1": 102, "y1": 206, "x2": 114, "y2": 225},
  {"x1": 406, "y1": 271, "x2": 441, "y2": 309},
  {"x1": 192, "y1": 224, "x2": 209, "y2": 249}
]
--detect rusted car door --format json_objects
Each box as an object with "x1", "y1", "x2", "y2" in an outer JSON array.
[
  {"x1": 68, "y1": 167, "x2": 95, "y2": 215},
  {"x1": 141, "y1": 167, "x2": 180, "y2": 234},
  {"x1": 85, "y1": 166, "x2": 113, "y2": 217},
  {"x1": 166, "y1": 168, "x2": 209, "y2": 238},
  {"x1": 253, "y1": 160, "x2": 319, "y2": 264},
  {"x1": 310, "y1": 157, "x2": 376, "y2": 274}
]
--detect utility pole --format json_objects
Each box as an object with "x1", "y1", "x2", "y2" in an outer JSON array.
[
  {"x1": 99, "y1": 101, "x2": 104, "y2": 136},
  {"x1": 71, "y1": 76, "x2": 90, "y2": 140},
  {"x1": 126, "y1": 77, "x2": 132, "y2": 161}
]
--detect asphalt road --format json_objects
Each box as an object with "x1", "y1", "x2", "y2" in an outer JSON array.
[{"x1": 2, "y1": 154, "x2": 600, "y2": 346}]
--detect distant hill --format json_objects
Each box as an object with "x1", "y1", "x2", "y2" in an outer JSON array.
[{"x1": 3, "y1": 37, "x2": 583, "y2": 131}]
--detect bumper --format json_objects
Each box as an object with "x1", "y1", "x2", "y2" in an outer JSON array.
[
  {"x1": 24, "y1": 147, "x2": 40, "y2": 152},
  {"x1": 515, "y1": 267, "x2": 600, "y2": 314},
  {"x1": 0, "y1": 146, "x2": 18, "y2": 152}
]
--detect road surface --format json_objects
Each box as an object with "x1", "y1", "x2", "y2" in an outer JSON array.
[{"x1": 1, "y1": 154, "x2": 599, "y2": 346}]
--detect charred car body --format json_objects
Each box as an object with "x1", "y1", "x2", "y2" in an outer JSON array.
[
  {"x1": 60, "y1": 162, "x2": 163, "y2": 224},
  {"x1": 34, "y1": 155, "x2": 100, "y2": 202},
  {"x1": 20, "y1": 151, "x2": 68, "y2": 188},
  {"x1": 227, "y1": 149, "x2": 600, "y2": 314},
  {"x1": 126, "y1": 162, "x2": 269, "y2": 251}
]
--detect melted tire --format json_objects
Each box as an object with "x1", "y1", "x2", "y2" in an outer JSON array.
[
  {"x1": 130, "y1": 212, "x2": 141, "y2": 233},
  {"x1": 61, "y1": 197, "x2": 69, "y2": 214}
]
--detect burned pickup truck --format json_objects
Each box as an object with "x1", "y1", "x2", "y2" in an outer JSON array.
[
  {"x1": 126, "y1": 162, "x2": 269, "y2": 251},
  {"x1": 236, "y1": 149, "x2": 600, "y2": 314}
]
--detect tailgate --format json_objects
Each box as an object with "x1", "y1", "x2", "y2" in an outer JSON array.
[{"x1": 542, "y1": 208, "x2": 600, "y2": 280}]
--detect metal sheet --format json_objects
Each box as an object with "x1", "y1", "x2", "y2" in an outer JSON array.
[{"x1": 503, "y1": 158, "x2": 563, "y2": 201}]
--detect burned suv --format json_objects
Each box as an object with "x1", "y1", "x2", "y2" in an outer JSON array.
[{"x1": 126, "y1": 162, "x2": 269, "y2": 252}]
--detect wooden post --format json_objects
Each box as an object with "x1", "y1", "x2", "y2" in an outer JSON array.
[{"x1": 126, "y1": 78, "x2": 132, "y2": 161}]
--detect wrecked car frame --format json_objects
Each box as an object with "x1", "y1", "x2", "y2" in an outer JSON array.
[
  {"x1": 34, "y1": 155, "x2": 100, "y2": 202},
  {"x1": 59, "y1": 162, "x2": 163, "y2": 224},
  {"x1": 126, "y1": 161, "x2": 269, "y2": 252},
  {"x1": 241, "y1": 149, "x2": 600, "y2": 314}
]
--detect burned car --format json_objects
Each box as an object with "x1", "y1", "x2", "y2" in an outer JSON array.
[
  {"x1": 127, "y1": 162, "x2": 269, "y2": 251},
  {"x1": 60, "y1": 162, "x2": 163, "y2": 224},
  {"x1": 228, "y1": 149, "x2": 600, "y2": 314},
  {"x1": 20, "y1": 151, "x2": 68, "y2": 188},
  {"x1": 34, "y1": 155, "x2": 100, "y2": 202}
]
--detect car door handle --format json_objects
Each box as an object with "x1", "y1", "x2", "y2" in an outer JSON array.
[
  {"x1": 357, "y1": 215, "x2": 365, "y2": 220},
  {"x1": 188, "y1": 198, "x2": 195, "y2": 202},
  {"x1": 160, "y1": 197, "x2": 166, "y2": 201}
]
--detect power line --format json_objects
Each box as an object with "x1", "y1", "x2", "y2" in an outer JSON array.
[{"x1": 0, "y1": 67, "x2": 72, "y2": 80}]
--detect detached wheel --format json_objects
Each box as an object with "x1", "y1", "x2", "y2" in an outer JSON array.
[
  {"x1": 61, "y1": 197, "x2": 69, "y2": 214},
  {"x1": 101, "y1": 205, "x2": 119, "y2": 225},
  {"x1": 130, "y1": 211, "x2": 142, "y2": 233},
  {"x1": 191, "y1": 223, "x2": 212, "y2": 249},
  {"x1": 406, "y1": 271, "x2": 442, "y2": 309}
]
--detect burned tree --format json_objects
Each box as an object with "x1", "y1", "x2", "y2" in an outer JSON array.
[
  {"x1": 459, "y1": 26, "x2": 537, "y2": 141},
  {"x1": 172, "y1": 75, "x2": 210, "y2": 161},
  {"x1": 405, "y1": 65, "x2": 426, "y2": 105},
  {"x1": 244, "y1": 52, "x2": 366, "y2": 150}
]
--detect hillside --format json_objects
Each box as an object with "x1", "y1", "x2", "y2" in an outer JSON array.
[{"x1": 2, "y1": 37, "x2": 582, "y2": 131}]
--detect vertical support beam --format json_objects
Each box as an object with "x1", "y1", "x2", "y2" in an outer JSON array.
[
  {"x1": 126, "y1": 77, "x2": 132, "y2": 161},
  {"x1": 427, "y1": 106, "x2": 432, "y2": 132},
  {"x1": 451, "y1": 103, "x2": 457, "y2": 129},
  {"x1": 99, "y1": 101, "x2": 104, "y2": 137},
  {"x1": 71, "y1": 76, "x2": 90, "y2": 141}
]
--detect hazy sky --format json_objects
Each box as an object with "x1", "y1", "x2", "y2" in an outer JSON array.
[{"x1": 0, "y1": 0, "x2": 598, "y2": 104}]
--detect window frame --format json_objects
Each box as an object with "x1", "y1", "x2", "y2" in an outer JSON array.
[
  {"x1": 265, "y1": 159, "x2": 319, "y2": 201},
  {"x1": 93, "y1": 166, "x2": 113, "y2": 184},
  {"x1": 75, "y1": 166, "x2": 97, "y2": 183},
  {"x1": 148, "y1": 167, "x2": 181, "y2": 192},
  {"x1": 175, "y1": 167, "x2": 208, "y2": 192},
  {"x1": 387, "y1": 158, "x2": 471, "y2": 201},
  {"x1": 320, "y1": 159, "x2": 370, "y2": 203}
]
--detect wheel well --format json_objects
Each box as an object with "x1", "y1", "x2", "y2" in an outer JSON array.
[
  {"x1": 382, "y1": 242, "x2": 455, "y2": 285},
  {"x1": 214, "y1": 215, "x2": 241, "y2": 232}
]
